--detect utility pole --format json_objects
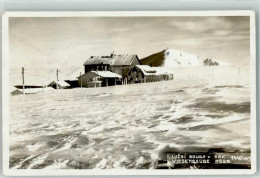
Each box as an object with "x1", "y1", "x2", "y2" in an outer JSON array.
[
  {"x1": 22, "y1": 67, "x2": 25, "y2": 95},
  {"x1": 80, "y1": 72, "x2": 82, "y2": 88},
  {"x1": 56, "y1": 69, "x2": 59, "y2": 90}
]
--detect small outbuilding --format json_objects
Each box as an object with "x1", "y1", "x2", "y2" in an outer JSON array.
[
  {"x1": 65, "y1": 80, "x2": 79, "y2": 88},
  {"x1": 11, "y1": 87, "x2": 54, "y2": 96},
  {"x1": 48, "y1": 80, "x2": 70, "y2": 89},
  {"x1": 78, "y1": 70, "x2": 122, "y2": 88}
]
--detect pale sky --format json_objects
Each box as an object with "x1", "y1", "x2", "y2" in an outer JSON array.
[{"x1": 9, "y1": 16, "x2": 250, "y2": 68}]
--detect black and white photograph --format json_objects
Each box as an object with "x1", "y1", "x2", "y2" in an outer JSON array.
[{"x1": 2, "y1": 11, "x2": 256, "y2": 175}]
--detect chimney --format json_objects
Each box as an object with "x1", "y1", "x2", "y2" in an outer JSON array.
[{"x1": 111, "y1": 51, "x2": 116, "y2": 57}]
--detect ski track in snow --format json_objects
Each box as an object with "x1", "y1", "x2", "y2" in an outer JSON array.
[{"x1": 9, "y1": 66, "x2": 251, "y2": 169}]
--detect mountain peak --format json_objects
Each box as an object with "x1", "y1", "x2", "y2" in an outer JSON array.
[{"x1": 141, "y1": 49, "x2": 230, "y2": 67}]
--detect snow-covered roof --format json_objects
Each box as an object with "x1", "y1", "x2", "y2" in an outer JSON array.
[
  {"x1": 136, "y1": 65, "x2": 157, "y2": 73},
  {"x1": 84, "y1": 54, "x2": 139, "y2": 66},
  {"x1": 11, "y1": 87, "x2": 54, "y2": 95},
  {"x1": 135, "y1": 65, "x2": 170, "y2": 76},
  {"x1": 48, "y1": 80, "x2": 70, "y2": 87},
  {"x1": 80, "y1": 71, "x2": 122, "y2": 79},
  {"x1": 93, "y1": 71, "x2": 122, "y2": 78}
]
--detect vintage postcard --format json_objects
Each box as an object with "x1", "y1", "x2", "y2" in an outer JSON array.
[{"x1": 2, "y1": 11, "x2": 256, "y2": 175}]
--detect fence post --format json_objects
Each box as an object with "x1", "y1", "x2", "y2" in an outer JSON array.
[
  {"x1": 56, "y1": 69, "x2": 59, "y2": 90},
  {"x1": 22, "y1": 67, "x2": 25, "y2": 95},
  {"x1": 80, "y1": 72, "x2": 82, "y2": 88}
]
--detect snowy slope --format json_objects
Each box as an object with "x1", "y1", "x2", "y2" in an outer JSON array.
[
  {"x1": 141, "y1": 49, "x2": 230, "y2": 67},
  {"x1": 163, "y1": 49, "x2": 230, "y2": 67}
]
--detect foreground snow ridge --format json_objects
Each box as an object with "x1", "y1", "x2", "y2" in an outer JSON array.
[{"x1": 163, "y1": 49, "x2": 230, "y2": 67}]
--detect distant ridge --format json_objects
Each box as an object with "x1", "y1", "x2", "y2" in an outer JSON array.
[
  {"x1": 140, "y1": 49, "x2": 229, "y2": 67},
  {"x1": 140, "y1": 50, "x2": 166, "y2": 67}
]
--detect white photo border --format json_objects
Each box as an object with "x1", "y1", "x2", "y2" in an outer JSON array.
[{"x1": 2, "y1": 10, "x2": 256, "y2": 176}]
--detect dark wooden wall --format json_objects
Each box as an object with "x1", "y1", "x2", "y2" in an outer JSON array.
[{"x1": 84, "y1": 64, "x2": 111, "y2": 73}]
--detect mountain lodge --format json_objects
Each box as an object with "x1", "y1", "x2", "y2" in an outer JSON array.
[{"x1": 83, "y1": 52, "x2": 141, "y2": 82}]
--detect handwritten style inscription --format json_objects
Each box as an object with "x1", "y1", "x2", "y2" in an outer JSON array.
[{"x1": 167, "y1": 153, "x2": 250, "y2": 165}]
